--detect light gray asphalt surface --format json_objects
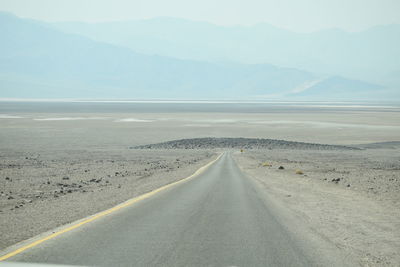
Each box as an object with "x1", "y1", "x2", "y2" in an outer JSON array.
[{"x1": 8, "y1": 152, "x2": 314, "y2": 266}]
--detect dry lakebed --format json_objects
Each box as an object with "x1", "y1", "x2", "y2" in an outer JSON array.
[{"x1": 1, "y1": 103, "x2": 399, "y2": 266}]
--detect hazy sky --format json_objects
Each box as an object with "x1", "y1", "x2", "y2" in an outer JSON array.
[{"x1": 0, "y1": 0, "x2": 399, "y2": 32}]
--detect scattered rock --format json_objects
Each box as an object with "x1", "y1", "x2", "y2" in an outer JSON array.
[
  {"x1": 278, "y1": 166, "x2": 285, "y2": 170},
  {"x1": 332, "y1": 178, "x2": 341, "y2": 183},
  {"x1": 347, "y1": 184, "x2": 351, "y2": 187},
  {"x1": 62, "y1": 176, "x2": 69, "y2": 180},
  {"x1": 5, "y1": 177, "x2": 11, "y2": 181},
  {"x1": 7, "y1": 196, "x2": 14, "y2": 200}
]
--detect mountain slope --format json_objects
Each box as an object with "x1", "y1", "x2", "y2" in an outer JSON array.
[
  {"x1": 290, "y1": 77, "x2": 385, "y2": 98},
  {"x1": 50, "y1": 17, "x2": 400, "y2": 88},
  {"x1": 0, "y1": 12, "x2": 385, "y2": 100}
]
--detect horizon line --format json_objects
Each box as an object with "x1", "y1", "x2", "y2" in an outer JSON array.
[{"x1": 0, "y1": 98, "x2": 398, "y2": 106}]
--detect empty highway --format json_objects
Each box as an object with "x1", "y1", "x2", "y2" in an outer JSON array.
[{"x1": 6, "y1": 152, "x2": 316, "y2": 266}]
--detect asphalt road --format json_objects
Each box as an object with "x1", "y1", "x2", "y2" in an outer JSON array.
[{"x1": 8, "y1": 152, "x2": 314, "y2": 266}]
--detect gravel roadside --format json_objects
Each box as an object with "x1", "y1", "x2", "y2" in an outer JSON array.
[{"x1": 0, "y1": 149, "x2": 216, "y2": 250}]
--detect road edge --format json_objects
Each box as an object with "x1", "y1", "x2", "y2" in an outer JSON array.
[
  {"x1": 231, "y1": 152, "x2": 359, "y2": 267},
  {"x1": 0, "y1": 152, "x2": 224, "y2": 261}
]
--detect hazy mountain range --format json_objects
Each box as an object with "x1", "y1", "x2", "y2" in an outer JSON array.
[
  {"x1": 0, "y1": 12, "x2": 398, "y2": 100},
  {"x1": 51, "y1": 18, "x2": 400, "y2": 86}
]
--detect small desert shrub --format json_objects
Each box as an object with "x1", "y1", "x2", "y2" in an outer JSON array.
[
  {"x1": 240, "y1": 149, "x2": 244, "y2": 153},
  {"x1": 295, "y1": 170, "x2": 304, "y2": 175},
  {"x1": 262, "y1": 162, "x2": 272, "y2": 167}
]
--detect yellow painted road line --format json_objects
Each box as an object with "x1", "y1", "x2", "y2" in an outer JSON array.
[{"x1": 0, "y1": 152, "x2": 223, "y2": 261}]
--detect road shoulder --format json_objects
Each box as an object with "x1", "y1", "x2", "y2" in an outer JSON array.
[
  {"x1": 0, "y1": 150, "x2": 216, "y2": 251},
  {"x1": 233, "y1": 150, "x2": 400, "y2": 266}
]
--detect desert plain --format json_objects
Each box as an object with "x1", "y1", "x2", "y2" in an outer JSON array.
[{"x1": 0, "y1": 101, "x2": 399, "y2": 266}]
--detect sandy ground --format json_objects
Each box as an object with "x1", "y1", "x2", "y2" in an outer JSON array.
[
  {"x1": 233, "y1": 148, "x2": 400, "y2": 266},
  {"x1": 0, "y1": 103, "x2": 399, "y2": 265}
]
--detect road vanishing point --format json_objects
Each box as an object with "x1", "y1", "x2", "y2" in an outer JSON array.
[{"x1": 4, "y1": 152, "x2": 316, "y2": 266}]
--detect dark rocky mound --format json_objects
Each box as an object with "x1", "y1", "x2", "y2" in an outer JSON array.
[
  {"x1": 355, "y1": 141, "x2": 400, "y2": 149},
  {"x1": 131, "y1": 137, "x2": 360, "y2": 150}
]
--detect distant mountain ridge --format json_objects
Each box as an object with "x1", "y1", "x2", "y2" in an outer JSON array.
[
  {"x1": 0, "y1": 12, "x2": 391, "y2": 100},
  {"x1": 49, "y1": 16, "x2": 400, "y2": 89}
]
